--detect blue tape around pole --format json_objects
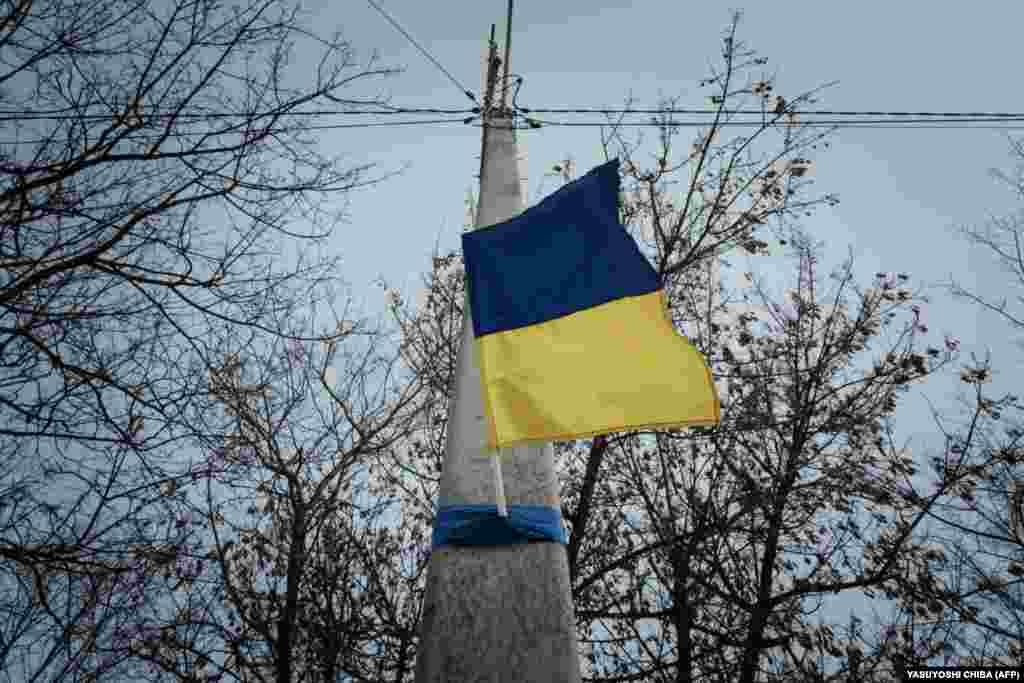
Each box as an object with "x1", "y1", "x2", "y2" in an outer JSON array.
[{"x1": 431, "y1": 504, "x2": 567, "y2": 548}]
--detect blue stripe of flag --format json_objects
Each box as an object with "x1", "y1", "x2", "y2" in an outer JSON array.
[{"x1": 461, "y1": 159, "x2": 660, "y2": 338}]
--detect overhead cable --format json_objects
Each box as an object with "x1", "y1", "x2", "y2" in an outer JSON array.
[
  {"x1": 0, "y1": 107, "x2": 479, "y2": 122},
  {"x1": 5, "y1": 103, "x2": 1024, "y2": 126},
  {"x1": 517, "y1": 107, "x2": 1024, "y2": 118},
  {"x1": 365, "y1": 0, "x2": 477, "y2": 104},
  {"x1": 528, "y1": 116, "x2": 1024, "y2": 129}
]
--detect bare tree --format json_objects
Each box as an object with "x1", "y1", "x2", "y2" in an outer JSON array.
[
  {"x1": 887, "y1": 135, "x2": 1024, "y2": 669},
  {"x1": 122, "y1": 320, "x2": 424, "y2": 683},
  {"x1": 0, "y1": 0, "x2": 400, "y2": 679},
  {"x1": 948, "y1": 135, "x2": 1024, "y2": 337}
]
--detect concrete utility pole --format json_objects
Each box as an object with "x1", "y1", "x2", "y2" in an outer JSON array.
[{"x1": 414, "y1": 7, "x2": 581, "y2": 682}]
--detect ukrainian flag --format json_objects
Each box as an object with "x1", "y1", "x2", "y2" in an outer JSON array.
[{"x1": 462, "y1": 158, "x2": 720, "y2": 450}]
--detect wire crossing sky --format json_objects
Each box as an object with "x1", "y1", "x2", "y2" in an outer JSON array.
[
  {"x1": 5, "y1": 107, "x2": 1024, "y2": 147},
  {"x1": 365, "y1": 0, "x2": 479, "y2": 103},
  {"x1": 7, "y1": 105, "x2": 1024, "y2": 123}
]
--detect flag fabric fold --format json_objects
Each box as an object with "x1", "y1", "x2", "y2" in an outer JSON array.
[{"x1": 461, "y1": 158, "x2": 720, "y2": 450}]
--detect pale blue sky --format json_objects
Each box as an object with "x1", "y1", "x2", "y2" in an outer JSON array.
[{"x1": 299, "y1": 0, "x2": 1024, "y2": 449}]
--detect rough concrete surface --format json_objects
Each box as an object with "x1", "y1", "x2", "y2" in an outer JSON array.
[
  {"x1": 416, "y1": 543, "x2": 579, "y2": 683},
  {"x1": 414, "y1": 118, "x2": 581, "y2": 682}
]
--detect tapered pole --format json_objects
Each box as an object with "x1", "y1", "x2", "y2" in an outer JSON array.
[{"x1": 413, "y1": 6, "x2": 581, "y2": 682}]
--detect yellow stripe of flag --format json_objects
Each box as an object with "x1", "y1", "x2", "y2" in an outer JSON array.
[{"x1": 476, "y1": 291, "x2": 719, "y2": 448}]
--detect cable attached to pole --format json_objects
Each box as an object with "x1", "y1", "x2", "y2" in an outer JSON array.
[{"x1": 365, "y1": 0, "x2": 478, "y2": 104}]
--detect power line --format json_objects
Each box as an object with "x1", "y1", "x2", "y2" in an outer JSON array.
[
  {"x1": 4, "y1": 104, "x2": 1024, "y2": 149},
  {"x1": 518, "y1": 107, "x2": 1024, "y2": 118},
  {"x1": 294, "y1": 118, "x2": 470, "y2": 130},
  {"x1": 4, "y1": 89, "x2": 1024, "y2": 124},
  {"x1": 9, "y1": 118, "x2": 1024, "y2": 149},
  {"x1": 528, "y1": 116, "x2": 1024, "y2": 130},
  {"x1": 514, "y1": 104, "x2": 1024, "y2": 131},
  {"x1": 5, "y1": 102, "x2": 1024, "y2": 125},
  {"x1": 0, "y1": 118, "x2": 471, "y2": 146},
  {"x1": 365, "y1": 0, "x2": 477, "y2": 104},
  {"x1": 3, "y1": 118, "x2": 1023, "y2": 148},
  {"x1": 0, "y1": 107, "x2": 479, "y2": 123}
]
